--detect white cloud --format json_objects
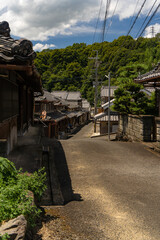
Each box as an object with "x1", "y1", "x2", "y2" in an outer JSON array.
[
  {"x1": 33, "y1": 43, "x2": 56, "y2": 51},
  {"x1": 144, "y1": 23, "x2": 160, "y2": 38},
  {"x1": 0, "y1": 0, "x2": 100, "y2": 41},
  {"x1": 0, "y1": 0, "x2": 160, "y2": 41}
]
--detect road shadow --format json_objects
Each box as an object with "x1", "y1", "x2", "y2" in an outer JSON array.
[{"x1": 52, "y1": 140, "x2": 83, "y2": 205}]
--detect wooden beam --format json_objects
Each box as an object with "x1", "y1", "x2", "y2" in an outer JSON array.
[
  {"x1": 135, "y1": 75, "x2": 160, "y2": 84},
  {"x1": 143, "y1": 83, "x2": 160, "y2": 87},
  {"x1": 0, "y1": 64, "x2": 33, "y2": 75}
]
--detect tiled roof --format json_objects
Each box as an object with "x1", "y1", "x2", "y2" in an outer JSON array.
[
  {"x1": 67, "y1": 92, "x2": 81, "y2": 100},
  {"x1": 51, "y1": 91, "x2": 68, "y2": 100},
  {"x1": 0, "y1": 21, "x2": 42, "y2": 93},
  {"x1": 94, "y1": 111, "x2": 118, "y2": 121},
  {"x1": 135, "y1": 63, "x2": 160, "y2": 84},
  {"x1": 35, "y1": 90, "x2": 60, "y2": 102},
  {"x1": 47, "y1": 111, "x2": 66, "y2": 122},
  {"x1": 51, "y1": 91, "x2": 81, "y2": 101},
  {"x1": 101, "y1": 86, "x2": 117, "y2": 97},
  {"x1": 0, "y1": 21, "x2": 36, "y2": 64}
]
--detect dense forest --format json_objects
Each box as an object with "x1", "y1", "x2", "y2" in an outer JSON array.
[{"x1": 34, "y1": 35, "x2": 160, "y2": 105}]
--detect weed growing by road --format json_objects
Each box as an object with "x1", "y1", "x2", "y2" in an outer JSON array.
[{"x1": 0, "y1": 157, "x2": 47, "y2": 227}]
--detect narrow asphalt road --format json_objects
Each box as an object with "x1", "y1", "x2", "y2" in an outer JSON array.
[{"x1": 45, "y1": 123, "x2": 160, "y2": 240}]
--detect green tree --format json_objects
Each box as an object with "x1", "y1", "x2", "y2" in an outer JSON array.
[{"x1": 113, "y1": 82, "x2": 149, "y2": 114}]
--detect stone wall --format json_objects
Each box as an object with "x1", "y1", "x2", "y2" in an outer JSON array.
[
  {"x1": 118, "y1": 114, "x2": 155, "y2": 142},
  {"x1": 155, "y1": 117, "x2": 160, "y2": 142}
]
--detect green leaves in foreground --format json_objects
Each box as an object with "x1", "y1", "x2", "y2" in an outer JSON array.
[
  {"x1": 0, "y1": 157, "x2": 17, "y2": 182},
  {"x1": 0, "y1": 157, "x2": 47, "y2": 227}
]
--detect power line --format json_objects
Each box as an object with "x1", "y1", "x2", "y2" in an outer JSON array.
[
  {"x1": 126, "y1": 0, "x2": 147, "y2": 36},
  {"x1": 135, "y1": 0, "x2": 158, "y2": 38},
  {"x1": 92, "y1": 0, "x2": 103, "y2": 44},
  {"x1": 128, "y1": 0, "x2": 140, "y2": 28},
  {"x1": 107, "y1": 0, "x2": 148, "y2": 72},
  {"x1": 105, "y1": 0, "x2": 119, "y2": 37},
  {"x1": 102, "y1": 0, "x2": 112, "y2": 42},
  {"x1": 137, "y1": 2, "x2": 160, "y2": 37}
]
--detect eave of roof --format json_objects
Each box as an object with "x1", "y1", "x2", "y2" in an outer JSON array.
[{"x1": 134, "y1": 62, "x2": 160, "y2": 85}]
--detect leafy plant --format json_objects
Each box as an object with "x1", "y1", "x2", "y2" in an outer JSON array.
[
  {"x1": 0, "y1": 158, "x2": 47, "y2": 227},
  {"x1": 0, "y1": 234, "x2": 10, "y2": 240},
  {"x1": 0, "y1": 157, "x2": 17, "y2": 182},
  {"x1": 112, "y1": 82, "x2": 150, "y2": 115}
]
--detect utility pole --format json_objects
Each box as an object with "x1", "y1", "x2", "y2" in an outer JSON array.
[
  {"x1": 105, "y1": 72, "x2": 111, "y2": 141},
  {"x1": 108, "y1": 72, "x2": 111, "y2": 141},
  {"x1": 89, "y1": 50, "x2": 99, "y2": 115},
  {"x1": 89, "y1": 50, "x2": 100, "y2": 133}
]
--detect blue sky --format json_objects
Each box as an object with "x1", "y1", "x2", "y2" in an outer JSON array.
[{"x1": 0, "y1": 0, "x2": 160, "y2": 51}]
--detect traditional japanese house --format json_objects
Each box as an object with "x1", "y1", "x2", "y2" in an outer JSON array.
[
  {"x1": 101, "y1": 86, "x2": 117, "y2": 105},
  {"x1": 134, "y1": 63, "x2": 160, "y2": 116},
  {"x1": 94, "y1": 99, "x2": 118, "y2": 134},
  {"x1": 51, "y1": 91, "x2": 82, "y2": 110},
  {"x1": 34, "y1": 90, "x2": 68, "y2": 139},
  {"x1": 35, "y1": 90, "x2": 90, "y2": 138},
  {"x1": 34, "y1": 90, "x2": 60, "y2": 116},
  {"x1": 0, "y1": 21, "x2": 42, "y2": 155},
  {"x1": 51, "y1": 90, "x2": 90, "y2": 127}
]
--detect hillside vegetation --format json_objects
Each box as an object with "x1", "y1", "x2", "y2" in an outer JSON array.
[{"x1": 34, "y1": 35, "x2": 160, "y2": 105}]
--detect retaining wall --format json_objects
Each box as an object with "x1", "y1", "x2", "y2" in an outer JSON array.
[{"x1": 118, "y1": 114, "x2": 155, "y2": 142}]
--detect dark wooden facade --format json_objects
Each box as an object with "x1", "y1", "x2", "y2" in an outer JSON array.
[{"x1": 0, "y1": 21, "x2": 42, "y2": 155}]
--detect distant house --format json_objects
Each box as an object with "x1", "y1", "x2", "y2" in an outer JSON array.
[
  {"x1": 34, "y1": 90, "x2": 68, "y2": 138},
  {"x1": 51, "y1": 91, "x2": 82, "y2": 110},
  {"x1": 35, "y1": 90, "x2": 90, "y2": 139},
  {"x1": 34, "y1": 90, "x2": 62, "y2": 115},
  {"x1": 101, "y1": 86, "x2": 117, "y2": 104},
  {"x1": 94, "y1": 100, "x2": 118, "y2": 135},
  {"x1": 93, "y1": 86, "x2": 118, "y2": 135},
  {"x1": 0, "y1": 21, "x2": 42, "y2": 156},
  {"x1": 82, "y1": 99, "x2": 91, "y2": 111}
]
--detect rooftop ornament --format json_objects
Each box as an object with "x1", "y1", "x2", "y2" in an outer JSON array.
[{"x1": 0, "y1": 21, "x2": 36, "y2": 64}]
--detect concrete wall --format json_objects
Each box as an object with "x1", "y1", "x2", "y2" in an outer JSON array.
[{"x1": 118, "y1": 114, "x2": 155, "y2": 142}]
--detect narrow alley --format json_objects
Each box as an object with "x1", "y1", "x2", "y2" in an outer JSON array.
[{"x1": 37, "y1": 123, "x2": 160, "y2": 240}]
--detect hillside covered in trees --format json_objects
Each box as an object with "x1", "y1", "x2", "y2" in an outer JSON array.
[{"x1": 34, "y1": 35, "x2": 160, "y2": 105}]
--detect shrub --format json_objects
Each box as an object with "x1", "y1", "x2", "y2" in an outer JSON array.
[
  {"x1": 0, "y1": 157, "x2": 47, "y2": 227},
  {"x1": 0, "y1": 234, "x2": 10, "y2": 240},
  {"x1": 112, "y1": 82, "x2": 154, "y2": 115}
]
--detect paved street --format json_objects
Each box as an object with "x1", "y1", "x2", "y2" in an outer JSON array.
[{"x1": 43, "y1": 123, "x2": 160, "y2": 240}]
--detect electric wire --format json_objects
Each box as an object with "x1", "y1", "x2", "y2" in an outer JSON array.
[
  {"x1": 107, "y1": 0, "x2": 148, "y2": 72},
  {"x1": 138, "y1": 2, "x2": 160, "y2": 37},
  {"x1": 135, "y1": 0, "x2": 158, "y2": 38},
  {"x1": 105, "y1": 0, "x2": 119, "y2": 37},
  {"x1": 129, "y1": 0, "x2": 140, "y2": 28},
  {"x1": 126, "y1": 0, "x2": 147, "y2": 36},
  {"x1": 102, "y1": 0, "x2": 112, "y2": 42},
  {"x1": 92, "y1": 0, "x2": 103, "y2": 44}
]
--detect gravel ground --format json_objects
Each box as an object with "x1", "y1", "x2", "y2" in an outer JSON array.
[{"x1": 32, "y1": 206, "x2": 87, "y2": 240}]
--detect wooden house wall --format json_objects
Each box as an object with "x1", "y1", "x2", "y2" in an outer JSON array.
[
  {"x1": 34, "y1": 102, "x2": 55, "y2": 114},
  {"x1": 0, "y1": 72, "x2": 35, "y2": 154},
  {"x1": 0, "y1": 78, "x2": 19, "y2": 122},
  {"x1": 18, "y1": 85, "x2": 34, "y2": 134}
]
